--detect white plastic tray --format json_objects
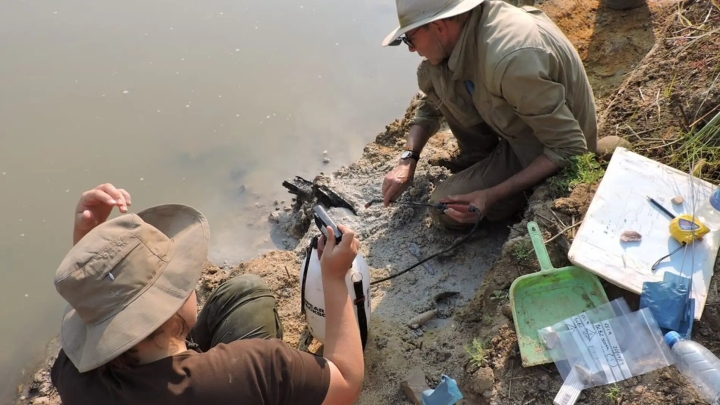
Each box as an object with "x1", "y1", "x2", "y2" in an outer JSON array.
[{"x1": 568, "y1": 147, "x2": 720, "y2": 319}]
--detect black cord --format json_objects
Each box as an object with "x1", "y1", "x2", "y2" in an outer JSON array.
[
  {"x1": 651, "y1": 243, "x2": 685, "y2": 272},
  {"x1": 370, "y1": 215, "x2": 484, "y2": 285}
]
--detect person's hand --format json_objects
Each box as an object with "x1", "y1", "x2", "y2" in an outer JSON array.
[
  {"x1": 317, "y1": 224, "x2": 359, "y2": 281},
  {"x1": 382, "y1": 161, "x2": 416, "y2": 206},
  {"x1": 441, "y1": 189, "x2": 493, "y2": 224},
  {"x1": 73, "y1": 183, "x2": 132, "y2": 244}
]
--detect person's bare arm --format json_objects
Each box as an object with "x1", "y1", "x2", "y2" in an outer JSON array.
[
  {"x1": 319, "y1": 226, "x2": 364, "y2": 405},
  {"x1": 404, "y1": 124, "x2": 433, "y2": 155},
  {"x1": 488, "y1": 154, "x2": 558, "y2": 203}
]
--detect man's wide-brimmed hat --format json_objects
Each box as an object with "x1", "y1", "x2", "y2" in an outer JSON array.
[
  {"x1": 54, "y1": 204, "x2": 210, "y2": 373},
  {"x1": 382, "y1": 0, "x2": 485, "y2": 47}
]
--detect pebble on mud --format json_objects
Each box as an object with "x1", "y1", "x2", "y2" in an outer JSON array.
[
  {"x1": 596, "y1": 135, "x2": 631, "y2": 158},
  {"x1": 501, "y1": 304, "x2": 513, "y2": 320},
  {"x1": 268, "y1": 212, "x2": 281, "y2": 223},
  {"x1": 537, "y1": 374, "x2": 551, "y2": 391}
]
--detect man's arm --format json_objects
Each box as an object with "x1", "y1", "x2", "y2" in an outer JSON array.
[
  {"x1": 487, "y1": 48, "x2": 589, "y2": 202},
  {"x1": 381, "y1": 103, "x2": 438, "y2": 205},
  {"x1": 443, "y1": 48, "x2": 588, "y2": 221},
  {"x1": 486, "y1": 154, "x2": 558, "y2": 205},
  {"x1": 497, "y1": 47, "x2": 589, "y2": 167},
  {"x1": 406, "y1": 60, "x2": 444, "y2": 154}
]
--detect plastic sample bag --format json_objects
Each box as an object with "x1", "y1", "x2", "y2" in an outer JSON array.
[
  {"x1": 539, "y1": 304, "x2": 675, "y2": 405},
  {"x1": 538, "y1": 298, "x2": 632, "y2": 381}
]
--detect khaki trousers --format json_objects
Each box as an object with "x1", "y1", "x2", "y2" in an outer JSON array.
[{"x1": 428, "y1": 113, "x2": 527, "y2": 230}]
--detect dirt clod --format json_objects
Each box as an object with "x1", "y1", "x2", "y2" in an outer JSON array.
[
  {"x1": 400, "y1": 367, "x2": 429, "y2": 405},
  {"x1": 470, "y1": 367, "x2": 495, "y2": 395}
]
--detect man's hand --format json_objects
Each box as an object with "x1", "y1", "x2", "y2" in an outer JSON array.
[
  {"x1": 317, "y1": 224, "x2": 359, "y2": 280},
  {"x1": 382, "y1": 161, "x2": 416, "y2": 206},
  {"x1": 441, "y1": 190, "x2": 495, "y2": 224},
  {"x1": 73, "y1": 183, "x2": 132, "y2": 245}
]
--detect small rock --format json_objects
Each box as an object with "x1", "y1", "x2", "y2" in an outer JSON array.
[
  {"x1": 32, "y1": 398, "x2": 51, "y2": 405},
  {"x1": 401, "y1": 367, "x2": 430, "y2": 405},
  {"x1": 284, "y1": 205, "x2": 293, "y2": 212},
  {"x1": 501, "y1": 304, "x2": 513, "y2": 320},
  {"x1": 323, "y1": 158, "x2": 330, "y2": 164},
  {"x1": 323, "y1": 150, "x2": 328, "y2": 155},
  {"x1": 634, "y1": 385, "x2": 646, "y2": 394},
  {"x1": 471, "y1": 367, "x2": 494, "y2": 394},
  {"x1": 268, "y1": 212, "x2": 281, "y2": 223},
  {"x1": 482, "y1": 390, "x2": 493, "y2": 398},
  {"x1": 273, "y1": 200, "x2": 279, "y2": 206},
  {"x1": 275, "y1": 207, "x2": 280, "y2": 211},
  {"x1": 620, "y1": 230, "x2": 642, "y2": 242},
  {"x1": 537, "y1": 374, "x2": 550, "y2": 391},
  {"x1": 596, "y1": 135, "x2": 631, "y2": 159},
  {"x1": 672, "y1": 196, "x2": 684, "y2": 205},
  {"x1": 254, "y1": 202, "x2": 264, "y2": 208},
  {"x1": 375, "y1": 336, "x2": 388, "y2": 349}
]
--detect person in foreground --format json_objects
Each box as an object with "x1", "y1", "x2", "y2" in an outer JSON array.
[
  {"x1": 50, "y1": 183, "x2": 364, "y2": 405},
  {"x1": 380, "y1": 0, "x2": 598, "y2": 229}
]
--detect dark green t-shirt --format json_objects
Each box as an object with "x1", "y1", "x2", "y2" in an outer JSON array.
[{"x1": 51, "y1": 338, "x2": 330, "y2": 405}]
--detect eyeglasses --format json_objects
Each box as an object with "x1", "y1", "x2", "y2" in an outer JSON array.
[
  {"x1": 401, "y1": 35, "x2": 415, "y2": 48},
  {"x1": 389, "y1": 29, "x2": 419, "y2": 48}
]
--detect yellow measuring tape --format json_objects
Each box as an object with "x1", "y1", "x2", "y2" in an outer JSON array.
[
  {"x1": 647, "y1": 197, "x2": 709, "y2": 271},
  {"x1": 669, "y1": 214, "x2": 710, "y2": 244}
]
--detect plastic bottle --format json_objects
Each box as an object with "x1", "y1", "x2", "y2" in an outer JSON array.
[
  {"x1": 665, "y1": 331, "x2": 720, "y2": 404},
  {"x1": 300, "y1": 247, "x2": 371, "y2": 344},
  {"x1": 695, "y1": 189, "x2": 720, "y2": 231}
]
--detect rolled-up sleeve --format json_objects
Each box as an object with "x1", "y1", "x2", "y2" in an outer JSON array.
[
  {"x1": 494, "y1": 48, "x2": 588, "y2": 167},
  {"x1": 409, "y1": 60, "x2": 442, "y2": 136}
]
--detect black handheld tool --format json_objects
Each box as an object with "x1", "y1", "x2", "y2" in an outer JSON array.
[
  {"x1": 313, "y1": 204, "x2": 343, "y2": 245},
  {"x1": 364, "y1": 199, "x2": 479, "y2": 213}
]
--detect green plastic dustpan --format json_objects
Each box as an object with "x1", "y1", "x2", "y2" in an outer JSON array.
[{"x1": 509, "y1": 221, "x2": 609, "y2": 367}]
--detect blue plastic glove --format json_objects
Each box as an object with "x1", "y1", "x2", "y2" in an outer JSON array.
[{"x1": 422, "y1": 375, "x2": 464, "y2": 405}]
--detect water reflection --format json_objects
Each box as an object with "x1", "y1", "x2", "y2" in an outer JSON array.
[{"x1": 0, "y1": 0, "x2": 417, "y2": 401}]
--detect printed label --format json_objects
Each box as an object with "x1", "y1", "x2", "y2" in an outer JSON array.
[
  {"x1": 554, "y1": 369, "x2": 583, "y2": 405},
  {"x1": 304, "y1": 300, "x2": 326, "y2": 317},
  {"x1": 601, "y1": 320, "x2": 633, "y2": 379},
  {"x1": 564, "y1": 315, "x2": 600, "y2": 375},
  {"x1": 579, "y1": 313, "x2": 615, "y2": 383}
]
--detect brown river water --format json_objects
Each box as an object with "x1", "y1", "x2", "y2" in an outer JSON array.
[{"x1": 0, "y1": 0, "x2": 418, "y2": 401}]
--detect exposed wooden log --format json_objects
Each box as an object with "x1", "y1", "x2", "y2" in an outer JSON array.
[{"x1": 282, "y1": 176, "x2": 357, "y2": 215}]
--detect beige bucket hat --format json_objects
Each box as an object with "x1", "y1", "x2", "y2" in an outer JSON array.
[
  {"x1": 382, "y1": 0, "x2": 485, "y2": 47},
  {"x1": 54, "y1": 204, "x2": 210, "y2": 373}
]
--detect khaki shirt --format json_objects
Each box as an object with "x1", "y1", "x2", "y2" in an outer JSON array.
[{"x1": 410, "y1": 1, "x2": 597, "y2": 168}]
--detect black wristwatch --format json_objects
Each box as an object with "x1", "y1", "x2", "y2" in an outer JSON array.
[{"x1": 400, "y1": 150, "x2": 420, "y2": 162}]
